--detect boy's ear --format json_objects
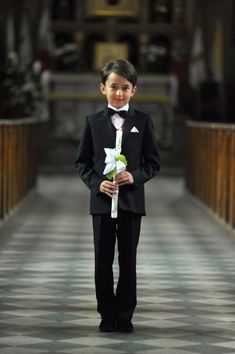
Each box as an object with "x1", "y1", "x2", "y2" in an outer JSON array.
[
  {"x1": 100, "y1": 83, "x2": 106, "y2": 95},
  {"x1": 131, "y1": 85, "x2": 137, "y2": 97}
]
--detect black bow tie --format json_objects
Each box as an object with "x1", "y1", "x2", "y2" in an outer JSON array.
[{"x1": 107, "y1": 108, "x2": 127, "y2": 118}]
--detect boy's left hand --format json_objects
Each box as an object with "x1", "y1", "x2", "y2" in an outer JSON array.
[{"x1": 115, "y1": 171, "x2": 134, "y2": 186}]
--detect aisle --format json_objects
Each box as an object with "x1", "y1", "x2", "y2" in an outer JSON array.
[{"x1": 0, "y1": 175, "x2": 235, "y2": 354}]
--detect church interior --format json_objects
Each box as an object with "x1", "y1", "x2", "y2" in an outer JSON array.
[{"x1": 0, "y1": 0, "x2": 235, "y2": 353}]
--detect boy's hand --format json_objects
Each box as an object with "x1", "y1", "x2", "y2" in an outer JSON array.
[
  {"x1": 115, "y1": 171, "x2": 134, "y2": 186},
  {"x1": 100, "y1": 180, "x2": 118, "y2": 198},
  {"x1": 100, "y1": 172, "x2": 133, "y2": 197}
]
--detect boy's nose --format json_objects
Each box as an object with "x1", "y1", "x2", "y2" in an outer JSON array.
[{"x1": 116, "y1": 89, "x2": 123, "y2": 96}]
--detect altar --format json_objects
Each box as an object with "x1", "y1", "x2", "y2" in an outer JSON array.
[{"x1": 48, "y1": 73, "x2": 178, "y2": 148}]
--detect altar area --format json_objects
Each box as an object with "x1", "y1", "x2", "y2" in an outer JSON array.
[{"x1": 48, "y1": 73, "x2": 178, "y2": 149}]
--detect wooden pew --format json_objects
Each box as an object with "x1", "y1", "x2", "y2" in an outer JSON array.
[
  {"x1": 229, "y1": 129, "x2": 235, "y2": 227},
  {"x1": 186, "y1": 121, "x2": 235, "y2": 230},
  {"x1": 0, "y1": 119, "x2": 38, "y2": 220}
]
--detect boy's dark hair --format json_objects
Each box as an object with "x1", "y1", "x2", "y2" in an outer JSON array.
[{"x1": 101, "y1": 59, "x2": 137, "y2": 86}]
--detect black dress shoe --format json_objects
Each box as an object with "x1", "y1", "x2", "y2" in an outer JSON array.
[
  {"x1": 117, "y1": 320, "x2": 133, "y2": 333},
  {"x1": 99, "y1": 319, "x2": 116, "y2": 332}
]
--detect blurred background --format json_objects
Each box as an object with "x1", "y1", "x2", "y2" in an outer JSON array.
[
  {"x1": 1, "y1": 4, "x2": 235, "y2": 351},
  {"x1": 0, "y1": 0, "x2": 235, "y2": 228}
]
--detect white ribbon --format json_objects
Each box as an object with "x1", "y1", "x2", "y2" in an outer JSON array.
[{"x1": 103, "y1": 148, "x2": 126, "y2": 176}]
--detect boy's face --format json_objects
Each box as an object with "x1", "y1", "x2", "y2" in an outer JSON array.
[{"x1": 100, "y1": 72, "x2": 137, "y2": 109}]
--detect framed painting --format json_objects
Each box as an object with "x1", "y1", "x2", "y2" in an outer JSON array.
[
  {"x1": 94, "y1": 42, "x2": 128, "y2": 70},
  {"x1": 86, "y1": 0, "x2": 139, "y2": 17}
]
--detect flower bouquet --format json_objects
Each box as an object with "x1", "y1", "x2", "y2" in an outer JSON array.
[{"x1": 103, "y1": 147, "x2": 127, "y2": 218}]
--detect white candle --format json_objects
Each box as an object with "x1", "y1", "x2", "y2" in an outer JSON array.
[
  {"x1": 111, "y1": 188, "x2": 119, "y2": 218},
  {"x1": 115, "y1": 129, "x2": 123, "y2": 150},
  {"x1": 111, "y1": 128, "x2": 123, "y2": 218}
]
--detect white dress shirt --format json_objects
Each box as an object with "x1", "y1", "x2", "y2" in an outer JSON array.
[{"x1": 108, "y1": 103, "x2": 129, "y2": 130}]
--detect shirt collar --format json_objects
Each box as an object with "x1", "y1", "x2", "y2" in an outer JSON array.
[{"x1": 108, "y1": 103, "x2": 129, "y2": 112}]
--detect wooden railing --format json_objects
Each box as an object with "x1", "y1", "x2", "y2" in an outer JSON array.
[
  {"x1": 186, "y1": 121, "x2": 235, "y2": 229},
  {"x1": 0, "y1": 118, "x2": 38, "y2": 220}
]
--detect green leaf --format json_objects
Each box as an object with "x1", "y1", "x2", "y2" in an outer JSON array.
[
  {"x1": 116, "y1": 154, "x2": 127, "y2": 166},
  {"x1": 106, "y1": 168, "x2": 117, "y2": 180}
]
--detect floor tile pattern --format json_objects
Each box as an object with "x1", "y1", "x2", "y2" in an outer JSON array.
[{"x1": 0, "y1": 175, "x2": 235, "y2": 354}]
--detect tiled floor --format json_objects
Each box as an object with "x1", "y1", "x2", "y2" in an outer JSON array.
[{"x1": 0, "y1": 175, "x2": 235, "y2": 354}]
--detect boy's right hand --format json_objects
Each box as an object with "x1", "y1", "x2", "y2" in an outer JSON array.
[{"x1": 100, "y1": 180, "x2": 118, "y2": 198}]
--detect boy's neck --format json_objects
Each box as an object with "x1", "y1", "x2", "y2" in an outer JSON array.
[{"x1": 108, "y1": 103, "x2": 129, "y2": 111}]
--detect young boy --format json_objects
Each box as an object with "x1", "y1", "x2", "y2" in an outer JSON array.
[{"x1": 75, "y1": 59, "x2": 160, "y2": 333}]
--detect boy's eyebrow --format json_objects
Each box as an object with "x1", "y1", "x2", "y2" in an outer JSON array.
[{"x1": 109, "y1": 83, "x2": 131, "y2": 87}]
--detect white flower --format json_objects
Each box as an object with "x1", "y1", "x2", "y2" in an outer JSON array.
[{"x1": 103, "y1": 148, "x2": 127, "y2": 179}]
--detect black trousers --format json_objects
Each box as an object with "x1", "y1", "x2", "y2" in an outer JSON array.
[{"x1": 92, "y1": 209, "x2": 141, "y2": 321}]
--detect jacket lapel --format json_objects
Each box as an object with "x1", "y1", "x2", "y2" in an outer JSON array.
[
  {"x1": 100, "y1": 108, "x2": 116, "y2": 146},
  {"x1": 122, "y1": 106, "x2": 136, "y2": 142}
]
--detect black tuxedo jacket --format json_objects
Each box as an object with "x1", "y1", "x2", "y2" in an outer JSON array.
[{"x1": 75, "y1": 105, "x2": 160, "y2": 215}]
